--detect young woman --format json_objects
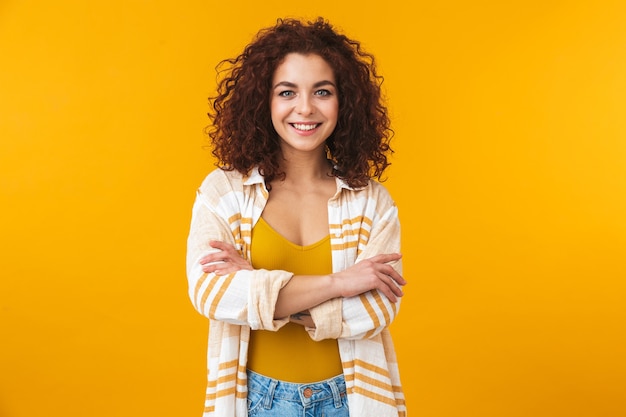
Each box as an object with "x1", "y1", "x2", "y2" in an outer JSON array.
[{"x1": 186, "y1": 17, "x2": 407, "y2": 417}]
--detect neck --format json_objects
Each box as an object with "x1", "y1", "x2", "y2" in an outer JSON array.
[{"x1": 277, "y1": 150, "x2": 333, "y2": 185}]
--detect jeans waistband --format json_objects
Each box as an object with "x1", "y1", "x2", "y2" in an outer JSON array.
[{"x1": 247, "y1": 369, "x2": 346, "y2": 407}]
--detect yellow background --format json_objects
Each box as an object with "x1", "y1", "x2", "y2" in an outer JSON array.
[{"x1": 1, "y1": 1, "x2": 625, "y2": 416}]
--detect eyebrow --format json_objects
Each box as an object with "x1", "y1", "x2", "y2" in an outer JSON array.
[{"x1": 272, "y1": 80, "x2": 337, "y2": 90}]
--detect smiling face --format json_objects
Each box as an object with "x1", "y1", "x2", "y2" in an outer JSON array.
[{"x1": 270, "y1": 53, "x2": 339, "y2": 157}]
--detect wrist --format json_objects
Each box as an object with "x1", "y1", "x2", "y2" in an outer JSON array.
[{"x1": 325, "y1": 273, "x2": 343, "y2": 299}]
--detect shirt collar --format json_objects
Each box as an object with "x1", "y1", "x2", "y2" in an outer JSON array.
[
  {"x1": 335, "y1": 176, "x2": 365, "y2": 191},
  {"x1": 242, "y1": 167, "x2": 265, "y2": 186},
  {"x1": 243, "y1": 166, "x2": 367, "y2": 192}
]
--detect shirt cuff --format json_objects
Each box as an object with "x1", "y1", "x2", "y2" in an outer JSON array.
[{"x1": 306, "y1": 297, "x2": 343, "y2": 340}]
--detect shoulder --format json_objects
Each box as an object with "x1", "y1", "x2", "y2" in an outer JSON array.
[
  {"x1": 337, "y1": 179, "x2": 398, "y2": 221},
  {"x1": 196, "y1": 168, "x2": 249, "y2": 204},
  {"x1": 347, "y1": 179, "x2": 396, "y2": 207},
  {"x1": 366, "y1": 180, "x2": 395, "y2": 201},
  {"x1": 197, "y1": 167, "x2": 266, "y2": 206},
  {"x1": 199, "y1": 168, "x2": 245, "y2": 192}
]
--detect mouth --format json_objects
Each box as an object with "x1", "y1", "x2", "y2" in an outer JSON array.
[{"x1": 290, "y1": 123, "x2": 321, "y2": 132}]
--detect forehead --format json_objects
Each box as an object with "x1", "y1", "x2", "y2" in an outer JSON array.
[{"x1": 272, "y1": 53, "x2": 335, "y2": 83}]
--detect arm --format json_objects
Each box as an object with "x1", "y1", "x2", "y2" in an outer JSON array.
[
  {"x1": 201, "y1": 244, "x2": 404, "y2": 323},
  {"x1": 192, "y1": 180, "x2": 405, "y2": 336},
  {"x1": 278, "y1": 253, "x2": 403, "y2": 330},
  {"x1": 272, "y1": 253, "x2": 403, "y2": 317},
  {"x1": 186, "y1": 189, "x2": 293, "y2": 330},
  {"x1": 199, "y1": 243, "x2": 319, "y2": 328},
  {"x1": 307, "y1": 199, "x2": 404, "y2": 341}
]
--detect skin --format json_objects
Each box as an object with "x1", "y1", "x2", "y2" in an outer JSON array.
[
  {"x1": 200, "y1": 53, "x2": 406, "y2": 326},
  {"x1": 270, "y1": 53, "x2": 339, "y2": 159}
]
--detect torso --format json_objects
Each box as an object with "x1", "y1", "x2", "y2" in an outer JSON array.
[
  {"x1": 262, "y1": 174, "x2": 337, "y2": 246},
  {"x1": 247, "y1": 163, "x2": 343, "y2": 382},
  {"x1": 248, "y1": 217, "x2": 342, "y2": 382}
]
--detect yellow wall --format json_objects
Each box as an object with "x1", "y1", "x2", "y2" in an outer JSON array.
[{"x1": 1, "y1": 1, "x2": 625, "y2": 416}]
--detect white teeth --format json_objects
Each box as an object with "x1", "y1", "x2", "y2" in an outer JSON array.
[{"x1": 292, "y1": 123, "x2": 318, "y2": 131}]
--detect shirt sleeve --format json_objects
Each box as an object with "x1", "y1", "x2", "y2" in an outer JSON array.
[
  {"x1": 186, "y1": 187, "x2": 292, "y2": 331},
  {"x1": 306, "y1": 188, "x2": 403, "y2": 341},
  {"x1": 339, "y1": 202, "x2": 402, "y2": 340}
]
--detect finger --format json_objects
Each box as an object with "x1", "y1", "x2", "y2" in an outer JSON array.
[
  {"x1": 209, "y1": 240, "x2": 238, "y2": 253},
  {"x1": 368, "y1": 252, "x2": 402, "y2": 264},
  {"x1": 375, "y1": 270, "x2": 404, "y2": 297},
  {"x1": 377, "y1": 284, "x2": 398, "y2": 303},
  {"x1": 201, "y1": 248, "x2": 243, "y2": 265},
  {"x1": 202, "y1": 262, "x2": 224, "y2": 273},
  {"x1": 379, "y1": 264, "x2": 406, "y2": 285},
  {"x1": 215, "y1": 264, "x2": 251, "y2": 275},
  {"x1": 380, "y1": 274, "x2": 404, "y2": 298},
  {"x1": 203, "y1": 261, "x2": 252, "y2": 274},
  {"x1": 200, "y1": 253, "x2": 226, "y2": 265}
]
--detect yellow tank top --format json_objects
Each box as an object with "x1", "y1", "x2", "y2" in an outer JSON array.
[{"x1": 247, "y1": 217, "x2": 342, "y2": 382}]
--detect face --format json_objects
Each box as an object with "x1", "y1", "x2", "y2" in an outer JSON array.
[{"x1": 270, "y1": 53, "x2": 339, "y2": 156}]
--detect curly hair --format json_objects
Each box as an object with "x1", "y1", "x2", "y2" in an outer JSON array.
[{"x1": 206, "y1": 17, "x2": 394, "y2": 188}]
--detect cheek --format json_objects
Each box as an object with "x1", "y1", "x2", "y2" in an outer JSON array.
[
  {"x1": 270, "y1": 105, "x2": 286, "y2": 133},
  {"x1": 327, "y1": 102, "x2": 339, "y2": 122},
  {"x1": 270, "y1": 100, "x2": 287, "y2": 120}
]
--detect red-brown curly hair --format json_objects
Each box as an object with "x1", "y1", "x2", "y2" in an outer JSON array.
[{"x1": 206, "y1": 17, "x2": 394, "y2": 188}]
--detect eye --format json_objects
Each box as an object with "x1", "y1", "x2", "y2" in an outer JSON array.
[
  {"x1": 278, "y1": 90, "x2": 295, "y2": 97},
  {"x1": 314, "y1": 89, "x2": 332, "y2": 97}
]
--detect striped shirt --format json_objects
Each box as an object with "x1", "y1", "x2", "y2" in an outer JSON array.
[{"x1": 186, "y1": 167, "x2": 406, "y2": 416}]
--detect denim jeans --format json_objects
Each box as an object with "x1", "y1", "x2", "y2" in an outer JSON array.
[{"x1": 247, "y1": 369, "x2": 349, "y2": 417}]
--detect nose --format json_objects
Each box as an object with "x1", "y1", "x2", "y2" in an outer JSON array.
[{"x1": 295, "y1": 95, "x2": 314, "y2": 115}]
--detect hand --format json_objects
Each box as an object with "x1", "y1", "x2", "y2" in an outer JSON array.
[
  {"x1": 199, "y1": 240, "x2": 253, "y2": 275},
  {"x1": 332, "y1": 253, "x2": 405, "y2": 302}
]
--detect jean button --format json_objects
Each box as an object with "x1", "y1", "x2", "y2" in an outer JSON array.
[{"x1": 303, "y1": 387, "x2": 313, "y2": 398}]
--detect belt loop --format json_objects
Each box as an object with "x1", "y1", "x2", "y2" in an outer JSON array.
[
  {"x1": 263, "y1": 378, "x2": 278, "y2": 409},
  {"x1": 328, "y1": 378, "x2": 342, "y2": 408}
]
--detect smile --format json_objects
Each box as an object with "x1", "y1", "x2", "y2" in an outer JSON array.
[{"x1": 291, "y1": 123, "x2": 320, "y2": 131}]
